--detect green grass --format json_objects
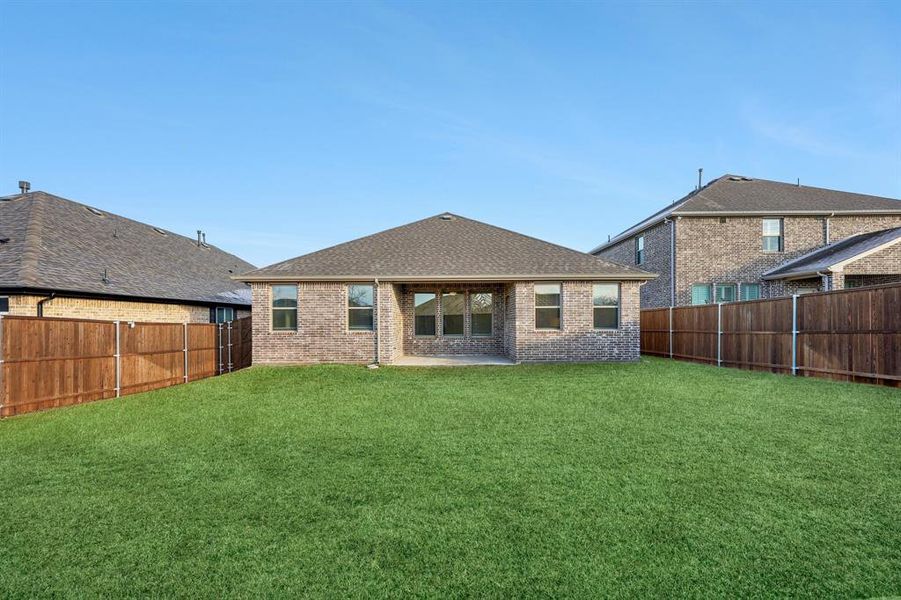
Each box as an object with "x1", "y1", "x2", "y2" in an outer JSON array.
[{"x1": 1, "y1": 358, "x2": 899, "y2": 598}]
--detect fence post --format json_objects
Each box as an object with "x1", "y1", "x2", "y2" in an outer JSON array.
[
  {"x1": 114, "y1": 321, "x2": 121, "y2": 398},
  {"x1": 218, "y1": 323, "x2": 223, "y2": 375},
  {"x1": 717, "y1": 303, "x2": 722, "y2": 367},
  {"x1": 791, "y1": 294, "x2": 799, "y2": 376},
  {"x1": 668, "y1": 306, "x2": 673, "y2": 359},
  {"x1": 183, "y1": 323, "x2": 189, "y2": 383},
  {"x1": 227, "y1": 321, "x2": 233, "y2": 372}
]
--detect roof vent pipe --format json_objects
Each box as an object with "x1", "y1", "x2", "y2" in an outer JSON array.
[
  {"x1": 18, "y1": 180, "x2": 30, "y2": 194},
  {"x1": 697, "y1": 168, "x2": 703, "y2": 190},
  {"x1": 197, "y1": 230, "x2": 202, "y2": 247},
  {"x1": 202, "y1": 232, "x2": 207, "y2": 245}
]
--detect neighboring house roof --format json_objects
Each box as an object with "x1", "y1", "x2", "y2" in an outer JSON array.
[
  {"x1": 0, "y1": 191, "x2": 254, "y2": 306},
  {"x1": 238, "y1": 213, "x2": 655, "y2": 282},
  {"x1": 590, "y1": 175, "x2": 901, "y2": 253},
  {"x1": 762, "y1": 227, "x2": 901, "y2": 280}
]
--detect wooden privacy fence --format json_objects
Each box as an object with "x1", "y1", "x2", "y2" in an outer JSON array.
[
  {"x1": 0, "y1": 316, "x2": 252, "y2": 417},
  {"x1": 641, "y1": 283, "x2": 900, "y2": 386}
]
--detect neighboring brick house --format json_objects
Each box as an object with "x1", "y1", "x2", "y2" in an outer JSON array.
[
  {"x1": 0, "y1": 185, "x2": 253, "y2": 323},
  {"x1": 591, "y1": 175, "x2": 901, "y2": 307},
  {"x1": 237, "y1": 213, "x2": 654, "y2": 365}
]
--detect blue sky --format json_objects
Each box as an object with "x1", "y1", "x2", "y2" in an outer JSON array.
[{"x1": 1, "y1": 1, "x2": 899, "y2": 267}]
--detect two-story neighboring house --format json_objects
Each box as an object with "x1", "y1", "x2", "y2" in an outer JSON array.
[{"x1": 590, "y1": 175, "x2": 901, "y2": 307}]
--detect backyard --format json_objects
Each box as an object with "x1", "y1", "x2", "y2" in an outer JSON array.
[{"x1": 0, "y1": 358, "x2": 898, "y2": 598}]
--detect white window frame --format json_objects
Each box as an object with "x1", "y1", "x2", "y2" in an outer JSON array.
[
  {"x1": 592, "y1": 283, "x2": 620, "y2": 330},
  {"x1": 691, "y1": 284, "x2": 712, "y2": 305},
  {"x1": 441, "y1": 292, "x2": 465, "y2": 337},
  {"x1": 470, "y1": 292, "x2": 493, "y2": 337},
  {"x1": 347, "y1": 284, "x2": 375, "y2": 331},
  {"x1": 535, "y1": 282, "x2": 562, "y2": 330},
  {"x1": 635, "y1": 235, "x2": 645, "y2": 265},
  {"x1": 271, "y1": 284, "x2": 298, "y2": 332},
  {"x1": 414, "y1": 291, "x2": 437, "y2": 337},
  {"x1": 715, "y1": 283, "x2": 737, "y2": 303},
  {"x1": 762, "y1": 218, "x2": 784, "y2": 252},
  {"x1": 740, "y1": 283, "x2": 761, "y2": 301}
]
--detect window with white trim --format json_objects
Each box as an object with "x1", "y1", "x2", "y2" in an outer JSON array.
[
  {"x1": 213, "y1": 307, "x2": 235, "y2": 323},
  {"x1": 691, "y1": 284, "x2": 711, "y2": 305},
  {"x1": 715, "y1": 283, "x2": 736, "y2": 303},
  {"x1": 271, "y1": 285, "x2": 298, "y2": 331},
  {"x1": 762, "y1": 218, "x2": 783, "y2": 252},
  {"x1": 741, "y1": 283, "x2": 761, "y2": 301},
  {"x1": 635, "y1": 235, "x2": 645, "y2": 265},
  {"x1": 442, "y1": 292, "x2": 464, "y2": 336},
  {"x1": 593, "y1": 283, "x2": 619, "y2": 329},
  {"x1": 470, "y1": 292, "x2": 493, "y2": 336},
  {"x1": 348, "y1": 284, "x2": 374, "y2": 330},
  {"x1": 535, "y1": 283, "x2": 561, "y2": 329},
  {"x1": 414, "y1": 292, "x2": 436, "y2": 336}
]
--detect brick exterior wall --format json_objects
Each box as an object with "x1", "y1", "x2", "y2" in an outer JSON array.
[
  {"x1": 400, "y1": 283, "x2": 506, "y2": 356},
  {"x1": 0, "y1": 294, "x2": 248, "y2": 323},
  {"x1": 595, "y1": 221, "x2": 672, "y2": 308},
  {"x1": 596, "y1": 214, "x2": 901, "y2": 307},
  {"x1": 842, "y1": 241, "x2": 901, "y2": 275},
  {"x1": 250, "y1": 280, "x2": 642, "y2": 364},
  {"x1": 509, "y1": 280, "x2": 641, "y2": 362}
]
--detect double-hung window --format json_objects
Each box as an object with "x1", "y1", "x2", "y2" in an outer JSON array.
[
  {"x1": 691, "y1": 284, "x2": 712, "y2": 305},
  {"x1": 741, "y1": 283, "x2": 761, "y2": 301},
  {"x1": 535, "y1": 283, "x2": 561, "y2": 329},
  {"x1": 442, "y1": 292, "x2": 464, "y2": 336},
  {"x1": 635, "y1": 235, "x2": 645, "y2": 265},
  {"x1": 470, "y1": 292, "x2": 493, "y2": 336},
  {"x1": 348, "y1": 284, "x2": 374, "y2": 330},
  {"x1": 0, "y1": 296, "x2": 8, "y2": 314},
  {"x1": 715, "y1": 283, "x2": 736, "y2": 303},
  {"x1": 271, "y1": 285, "x2": 298, "y2": 330},
  {"x1": 762, "y1": 218, "x2": 783, "y2": 252},
  {"x1": 414, "y1": 292, "x2": 436, "y2": 336},
  {"x1": 593, "y1": 283, "x2": 619, "y2": 329}
]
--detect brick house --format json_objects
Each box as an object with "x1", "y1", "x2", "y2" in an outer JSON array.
[
  {"x1": 237, "y1": 213, "x2": 655, "y2": 365},
  {"x1": 591, "y1": 175, "x2": 901, "y2": 307},
  {"x1": 0, "y1": 186, "x2": 253, "y2": 322}
]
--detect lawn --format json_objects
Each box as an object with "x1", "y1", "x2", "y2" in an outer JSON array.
[{"x1": 1, "y1": 358, "x2": 899, "y2": 598}]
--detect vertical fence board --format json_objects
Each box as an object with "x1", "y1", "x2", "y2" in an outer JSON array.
[
  {"x1": 641, "y1": 283, "x2": 899, "y2": 386},
  {"x1": 0, "y1": 316, "x2": 252, "y2": 417}
]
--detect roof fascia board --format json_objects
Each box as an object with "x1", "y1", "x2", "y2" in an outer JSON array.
[
  {"x1": 672, "y1": 209, "x2": 901, "y2": 217},
  {"x1": 0, "y1": 286, "x2": 251, "y2": 308},
  {"x1": 236, "y1": 273, "x2": 658, "y2": 283}
]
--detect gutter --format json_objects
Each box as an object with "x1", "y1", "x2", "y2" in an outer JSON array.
[{"x1": 235, "y1": 273, "x2": 658, "y2": 283}]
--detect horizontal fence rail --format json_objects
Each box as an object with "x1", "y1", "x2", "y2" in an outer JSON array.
[
  {"x1": 0, "y1": 316, "x2": 252, "y2": 417},
  {"x1": 640, "y1": 283, "x2": 900, "y2": 386}
]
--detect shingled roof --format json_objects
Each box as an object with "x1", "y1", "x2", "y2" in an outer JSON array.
[
  {"x1": 239, "y1": 213, "x2": 654, "y2": 282},
  {"x1": 0, "y1": 191, "x2": 254, "y2": 306},
  {"x1": 591, "y1": 175, "x2": 901, "y2": 253},
  {"x1": 763, "y1": 227, "x2": 901, "y2": 280}
]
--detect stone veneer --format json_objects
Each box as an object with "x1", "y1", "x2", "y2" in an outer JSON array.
[
  {"x1": 0, "y1": 294, "x2": 247, "y2": 323},
  {"x1": 250, "y1": 280, "x2": 643, "y2": 364}
]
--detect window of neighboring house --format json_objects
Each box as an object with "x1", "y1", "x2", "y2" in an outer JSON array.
[
  {"x1": 741, "y1": 283, "x2": 761, "y2": 301},
  {"x1": 414, "y1": 292, "x2": 436, "y2": 336},
  {"x1": 535, "y1": 283, "x2": 562, "y2": 329},
  {"x1": 762, "y1": 218, "x2": 784, "y2": 252},
  {"x1": 636, "y1": 235, "x2": 645, "y2": 265},
  {"x1": 0, "y1": 296, "x2": 8, "y2": 314},
  {"x1": 470, "y1": 292, "x2": 493, "y2": 336},
  {"x1": 691, "y1": 284, "x2": 712, "y2": 305},
  {"x1": 271, "y1": 285, "x2": 298, "y2": 331},
  {"x1": 715, "y1": 283, "x2": 737, "y2": 303},
  {"x1": 348, "y1": 284, "x2": 374, "y2": 331},
  {"x1": 212, "y1": 307, "x2": 235, "y2": 323},
  {"x1": 442, "y1": 292, "x2": 464, "y2": 336},
  {"x1": 593, "y1": 283, "x2": 619, "y2": 329},
  {"x1": 845, "y1": 279, "x2": 860, "y2": 289}
]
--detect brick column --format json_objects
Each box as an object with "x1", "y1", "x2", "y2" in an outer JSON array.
[{"x1": 828, "y1": 271, "x2": 845, "y2": 290}]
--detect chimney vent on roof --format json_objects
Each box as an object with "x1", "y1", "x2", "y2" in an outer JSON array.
[
  {"x1": 202, "y1": 232, "x2": 207, "y2": 245},
  {"x1": 18, "y1": 180, "x2": 30, "y2": 194},
  {"x1": 197, "y1": 230, "x2": 202, "y2": 246},
  {"x1": 439, "y1": 214, "x2": 455, "y2": 221}
]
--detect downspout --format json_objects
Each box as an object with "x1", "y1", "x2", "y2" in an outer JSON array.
[
  {"x1": 36, "y1": 293, "x2": 56, "y2": 317},
  {"x1": 816, "y1": 271, "x2": 830, "y2": 291},
  {"x1": 373, "y1": 278, "x2": 380, "y2": 365},
  {"x1": 825, "y1": 212, "x2": 834, "y2": 244}
]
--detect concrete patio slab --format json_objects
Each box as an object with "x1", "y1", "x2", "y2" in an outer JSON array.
[{"x1": 392, "y1": 354, "x2": 517, "y2": 367}]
